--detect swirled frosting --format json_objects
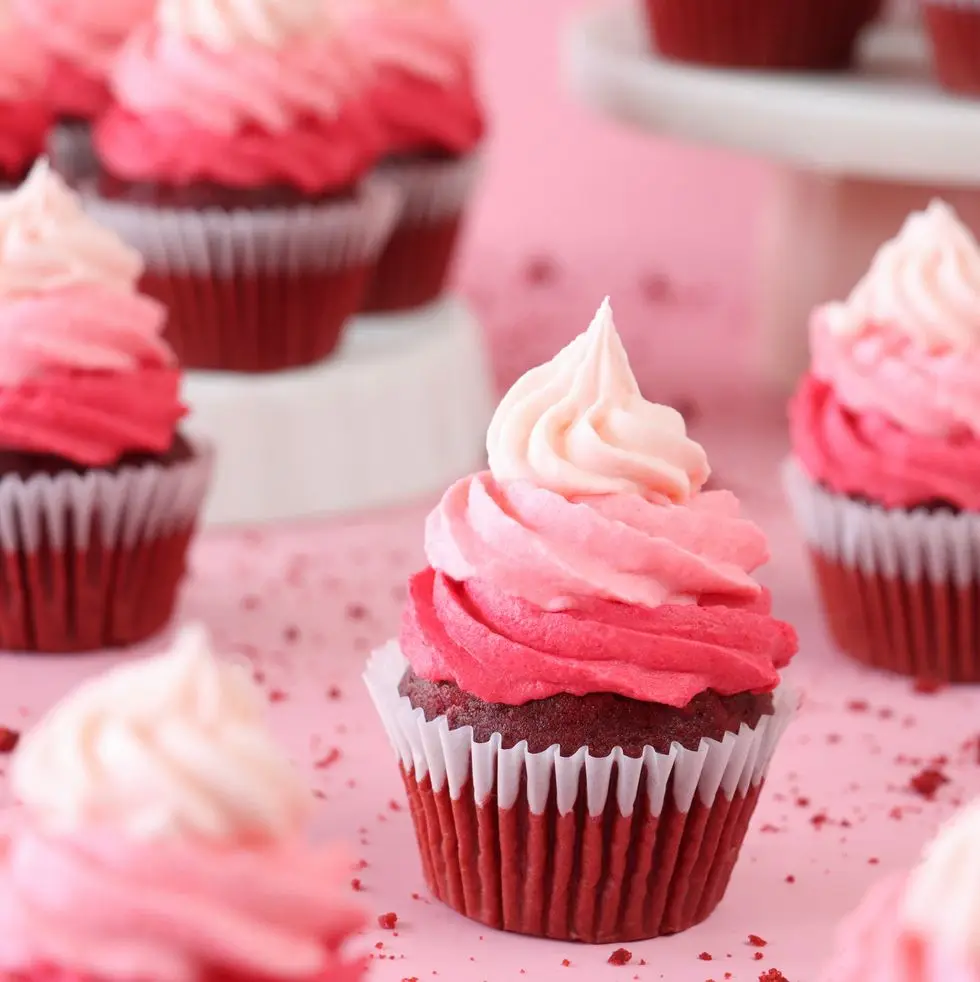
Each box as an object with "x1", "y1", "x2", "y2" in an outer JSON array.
[
  {"x1": 823, "y1": 200, "x2": 980, "y2": 351},
  {"x1": 96, "y1": 5, "x2": 382, "y2": 191},
  {"x1": 340, "y1": 0, "x2": 485, "y2": 155},
  {"x1": 0, "y1": 161, "x2": 182, "y2": 465},
  {"x1": 12, "y1": 0, "x2": 154, "y2": 117},
  {"x1": 0, "y1": 624, "x2": 368, "y2": 982},
  {"x1": 487, "y1": 298, "x2": 710, "y2": 504},
  {"x1": 12, "y1": 624, "x2": 308, "y2": 841}
]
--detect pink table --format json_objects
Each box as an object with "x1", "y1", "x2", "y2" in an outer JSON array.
[{"x1": 0, "y1": 397, "x2": 974, "y2": 982}]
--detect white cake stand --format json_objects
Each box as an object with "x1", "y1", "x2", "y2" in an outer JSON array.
[
  {"x1": 564, "y1": 3, "x2": 980, "y2": 389},
  {"x1": 182, "y1": 296, "x2": 494, "y2": 526}
]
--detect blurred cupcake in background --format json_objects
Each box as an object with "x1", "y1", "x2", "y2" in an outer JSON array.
[
  {"x1": 820, "y1": 795, "x2": 980, "y2": 982},
  {"x1": 341, "y1": 0, "x2": 485, "y2": 312},
  {"x1": 0, "y1": 1, "x2": 53, "y2": 186},
  {"x1": 643, "y1": 0, "x2": 881, "y2": 70},
  {"x1": 89, "y1": 0, "x2": 401, "y2": 373},
  {"x1": 0, "y1": 624, "x2": 369, "y2": 982},
  {"x1": 922, "y1": 1, "x2": 980, "y2": 96},
  {"x1": 0, "y1": 160, "x2": 212, "y2": 653},
  {"x1": 785, "y1": 200, "x2": 980, "y2": 683},
  {"x1": 12, "y1": 0, "x2": 153, "y2": 182}
]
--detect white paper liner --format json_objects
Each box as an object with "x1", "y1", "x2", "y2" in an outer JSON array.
[
  {"x1": 377, "y1": 152, "x2": 481, "y2": 225},
  {"x1": 0, "y1": 439, "x2": 214, "y2": 553},
  {"x1": 782, "y1": 457, "x2": 980, "y2": 587},
  {"x1": 80, "y1": 177, "x2": 402, "y2": 277},
  {"x1": 365, "y1": 641, "x2": 796, "y2": 818}
]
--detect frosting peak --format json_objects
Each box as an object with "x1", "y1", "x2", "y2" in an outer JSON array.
[
  {"x1": 11, "y1": 624, "x2": 310, "y2": 843},
  {"x1": 823, "y1": 199, "x2": 980, "y2": 351},
  {"x1": 157, "y1": 0, "x2": 328, "y2": 49},
  {"x1": 486, "y1": 298, "x2": 710, "y2": 503}
]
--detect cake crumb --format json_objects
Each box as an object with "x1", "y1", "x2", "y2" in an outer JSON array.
[
  {"x1": 561, "y1": 960, "x2": 571, "y2": 967},
  {"x1": 350, "y1": 879, "x2": 362, "y2": 892},
  {"x1": 909, "y1": 766, "x2": 949, "y2": 800},
  {"x1": 846, "y1": 700, "x2": 869, "y2": 713},
  {"x1": 758, "y1": 970, "x2": 788, "y2": 982},
  {"x1": 0, "y1": 727, "x2": 20, "y2": 753},
  {"x1": 753, "y1": 952, "x2": 764, "y2": 961},
  {"x1": 608, "y1": 948, "x2": 632, "y2": 966},
  {"x1": 327, "y1": 686, "x2": 343, "y2": 700},
  {"x1": 913, "y1": 678, "x2": 944, "y2": 695},
  {"x1": 785, "y1": 875, "x2": 796, "y2": 884},
  {"x1": 315, "y1": 748, "x2": 342, "y2": 769},
  {"x1": 378, "y1": 912, "x2": 398, "y2": 930},
  {"x1": 267, "y1": 689, "x2": 287, "y2": 703},
  {"x1": 699, "y1": 953, "x2": 713, "y2": 961},
  {"x1": 747, "y1": 935, "x2": 767, "y2": 947},
  {"x1": 524, "y1": 255, "x2": 559, "y2": 286}
]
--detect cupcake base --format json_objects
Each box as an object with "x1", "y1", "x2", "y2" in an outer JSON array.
[{"x1": 923, "y1": 3, "x2": 980, "y2": 96}]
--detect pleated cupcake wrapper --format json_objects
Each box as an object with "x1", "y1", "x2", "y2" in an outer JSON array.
[
  {"x1": 921, "y1": 1, "x2": 980, "y2": 96},
  {"x1": 46, "y1": 121, "x2": 97, "y2": 186},
  {"x1": 643, "y1": 0, "x2": 880, "y2": 70},
  {"x1": 783, "y1": 458, "x2": 980, "y2": 681},
  {"x1": 365, "y1": 642, "x2": 796, "y2": 942},
  {"x1": 83, "y1": 180, "x2": 403, "y2": 372},
  {"x1": 0, "y1": 442, "x2": 213, "y2": 653},
  {"x1": 362, "y1": 154, "x2": 481, "y2": 313}
]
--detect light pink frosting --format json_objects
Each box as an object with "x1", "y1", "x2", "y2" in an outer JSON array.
[
  {"x1": 427, "y1": 472, "x2": 767, "y2": 612},
  {"x1": 0, "y1": 2, "x2": 52, "y2": 105}
]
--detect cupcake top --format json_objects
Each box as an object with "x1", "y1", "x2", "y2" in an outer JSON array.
[
  {"x1": 403, "y1": 298, "x2": 798, "y2": 707},
  {"x1": 95, "y1": 0, "x2": 383, "y2": 192},
  {"x1": 821, "y1": 797, "x2": 980, "y2": 982},
  {"x1": 0, "y1": 160, "x2": 184, "y2": 467},
  {"x1": 339, "y1": 0, "x2": 485, "y2": 156},
  {"x1": 0, "y1": 624, "x2": 367, "y2": 982},
  {"x1": 790, "y1": 200, "x2": 980, "y2": 510},
  {"x1": 12, "y1": 0, "x2": 153, "y2": 118}
]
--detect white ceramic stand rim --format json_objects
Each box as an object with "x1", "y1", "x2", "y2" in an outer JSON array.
[{"x1": 183, "y1": 296, "x2": 494, "y2": 527}]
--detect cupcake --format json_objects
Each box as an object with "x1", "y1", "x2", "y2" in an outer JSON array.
[
  {"x1": 0, "y1": 1, "x2": 53, "y2": 186},
  {"x1": 88, "y1": 0, "x2": 401, "y2": 373},
  {"x1": 820, "y1": 796, "x2": 980, "y2": 982},
  {"x1": 11, "y1": 0, "x2": 153, "y2": 182},
  {"x1": 922, "y1": 1, "x2": 980, "y2": 96},
  {"x1": 341, "y1": 0, "x2": 485, "y2": 313},
  {"x1": 366, "y1": 298, "x2": 799, "y2": 943},
  {"x1": 643, "y1": 0, "x2": 881, "y2": 70},
  {"x1": 0, "y1": 160, "x2": 212, "y2": 653},
  {"x1": 0, "y1": 624, "x2": 368, "y2": 982},
  {"x1": 785, "y1": 200, "x2": 980, "y2": 683}
]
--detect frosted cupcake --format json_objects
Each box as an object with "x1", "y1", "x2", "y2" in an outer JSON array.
[
  {"x1": 0, "y1": 1, "x2": 53, "y2": 185},
  {"x1": 89, "y1": 0, "x2": 400, "y2": 372},
  {"x1": 341, "y1": 0, "x2": 485, "y2": 312},
  {"x1": 0, "y1": 624, "x2": 368, "y2": 982},
  {"x1": 820, "y1": 796, "x2": 980, "y2": 982},
  {"x1": 367, "y1": 299, "x2": 798, "y2": 943},
  {"x1": 0, "y1": 160, "x2": 212, "y2": 653},
  {"x1": 786, "y1": 200, "x2": 980, "y2": 683},
  {"x1": 11, "y1": 0, "x2": 153, "y2": 182}
]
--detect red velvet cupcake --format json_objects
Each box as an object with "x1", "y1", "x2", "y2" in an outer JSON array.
[
  {"x1": 0, "y1": 161, "x2": 212, "y2": 652},
  {"x1": 366, "y1": 299, "x2": 798, "y2": 943},
  {"x1": 341, "y1": 0, "x2": 485, "y2": 312},
  {"x1": 644, "y1": 0, "x2": 881, "y2": 70},
  {"x1": 922, "y1": 1, "x2": 980, "y2": 96},
  {"x1": 87, "y1": 0, "x2": 401, "y2": 372}
]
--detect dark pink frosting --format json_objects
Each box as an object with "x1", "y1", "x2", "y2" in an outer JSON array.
[
  {"x1": 43, "y1": 57, "x2": 110, "y2": 120},
  {"x1": 0, "y1": 101, "x2": 50, "y2": 182},
  {"x1": 790, "y1": 373, "x2": 980, "y2": 510}
]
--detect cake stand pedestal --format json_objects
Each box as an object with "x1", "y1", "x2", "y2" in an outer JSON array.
[
  {"x1": 564, "y1": 4, "x2": 980, "y2": 389},
  {"x1": 182, "y1": 296, "x2": 494, "y2": 526}
]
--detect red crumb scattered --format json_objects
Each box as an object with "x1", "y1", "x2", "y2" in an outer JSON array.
[
  {"x1": 354, "y1": 859, "x2": 369, "y2": 870},
  {"x1": 725, "y1": 975, "x2": 732, "y2": 980},
  {"x1": 878, "y1": 707, "x2": 894, "y2": 720},
  {"x1": 608, "y1": 948, "x2": 632, "y2": 966},
  {"x1": 699, "y1": 952, "x2": 713, "y2": 961},
  {"x1": 315, "y1": 748, "x2": 342, "y2": 769},
  {"x1": 758, "y1": 970, "x2": 788, "y2": 982},
  {"x1": 312, "y1": 790, "x2": 326, "y2": 800},
  {"x1": 524, "y1": 255, "x2": 559, "y2": 286},
  {"x1": 411, "y1": 893, "x2": 423, "y2": 901},
  {"x1": 374, "y1": 943, "x2": 384, "y2": 951},
  {"x1": 389, "y1": 799, "x2": 403, "y2": 812},
  {"x1": 909, "y1": 767, "x2": 949, "y2": 800},
  {"x1": 810, "y1": 813, "x2": 829, "y2": 829},
  {"x1": 826, "y1": 733, "x2": 842, "y2": 745},
  {"x1": 639, "y1": 271, "x2": 674, "y2": 303},
  {"x1": 846, "y1": 699, "x2": 869, "y2": 713},
  {"x1": 785, "y1": 875, "x2": 796, "y2": 884},
  {"x1": 795, "y1": 797, "x2": 810, "y2": 808},
  {"x1": 378, "y1": 912, "x2": 398, "y2": 930},
  {"x1": 268, "y1": 689, "x2": 287, "y2": 703},
  {"x1": 345, "y1": 602, "x2": 368, "y2": 621},
  {"x1": 638, "y1": 960, "x2": 647, "y2": 967},
  {"x1": 327, "y1": 686, "x2": 343, "y2": 700},
  {"x1": 0, "y1": 728, "x2": 20, "y2": 753},
  {"x1": 561, "y1": 960, "x2": 571, "y2": 968},
  {"x1": 283, "y1": 625, "x2": 300, "y2": 643},
  {"x1": 913, "y1": 678, "x2": 944, "y2": 695},
  {"x1": 868, "y1": 857, "x2": 880, "y2": 865},
  {"x1": 402, "y1": 978, "x2": 419, "y2": 982},
  {"x1": 747, "y1": 935, "x2": 767, "y2": 948},
  {"x1": 351, "y1": 879, "x2": 362, "y2": 892},
  {"x1": 241, "y1": 594, "x2": 260, "y2": 611},
  {"x1": 753, "y1": 952, "x2": 764, "y2": 961},
  {"x1": 760, "y1": 823, "x2": 782, "y2": 833}
]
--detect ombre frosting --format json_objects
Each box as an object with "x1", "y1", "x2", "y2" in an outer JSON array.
[
  {"x1": 96, "y1": 0, "x2": 382, "y2": 191},
  {"x1": 403, "y1": 299, "x2": 798, "y2": 708},
  {"x1": 339, "y1": 0, "x2": 484, "y2": 154},
  {"x1": 0, "y1": 161, "x2": 183, "y2": 465},
  {"x1": 0, "y1": 625, "x2": 367, "y2": 982},
  {"x1": 790, "y1": 201, "x2": 980, "y2": 509}
]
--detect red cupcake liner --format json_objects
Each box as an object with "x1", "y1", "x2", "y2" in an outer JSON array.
[
  {"x1": 402, "y1": 769, "x2": 764, "y2": 942},
  {"x1": 361, "y1": 154, "x2": 480, "y2": 314},
  {"x1": 923, "y1": 2, "x2": 980, "y2": 96},
  {"x1": 365, "y1": 643, "x2": 795, "y2": 943},
  {"x1": 643, "y1": 0, "x2": 881, "y2": 70},
  {"x1": 0, "y1": 444, "x2": 212, "y2": 653},
  {"x1": 84, "y1": 179, "x2": 402, "y2": 373}
]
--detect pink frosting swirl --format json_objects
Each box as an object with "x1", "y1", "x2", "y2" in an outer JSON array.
[
  {"x1": 789, "y1": 373, "x2": 980, "y2": 510},
  {"x1": 0, "y1": 820, "x2": 367, "y2": 982},
  {"x1": 428, "y1": 473, "x2": 768, "y2": 611},
  {"x1": 341, "y1": 1, "x2": 485, "y2": 155},
  {"x1": 98, "y1": 24, "x2": 382, "y2": 191}
]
